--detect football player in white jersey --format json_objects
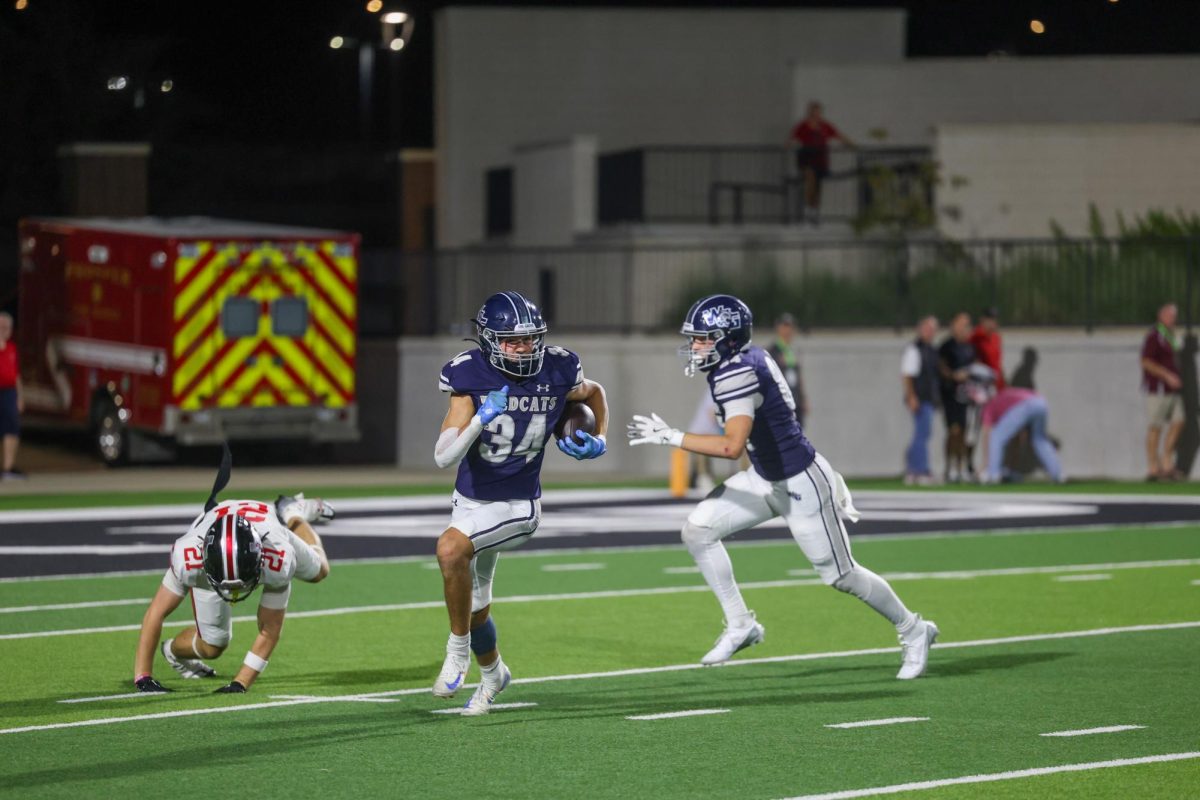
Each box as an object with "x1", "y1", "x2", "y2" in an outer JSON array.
[
  {"x1": 629, "y1": 295, "x2": 938, "y2": 679},
  {"x1": 132, "y1": 451, "x2": 334, "y2": 693}
]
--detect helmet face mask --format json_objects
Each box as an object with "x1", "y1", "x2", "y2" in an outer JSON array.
[
  {"x1": 678, "y1": 294, "x2": 753, "y2": 377},
  {"x1": 203, "y1": 514, "x2": 263, "y2": 604},
  {"x1": 474, "y1": 292, "x2": 548, "y2": 378}
]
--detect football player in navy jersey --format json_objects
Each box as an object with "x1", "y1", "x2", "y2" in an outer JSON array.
[
  {"x1": 432, "y1": 291, "x2": 609, "y2": 714},
  {"x1": 629, "y1": 294, "x2": 938, "y2": 679}
]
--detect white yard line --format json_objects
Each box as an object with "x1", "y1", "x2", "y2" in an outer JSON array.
[
  {"x1": 0, "y1": 598, "x2": 145, "y2": 614},
  {"x1": 626, "y1": 708, "x2": 729, "y2": 721},
  {"x1": 1040, "y1": 725, "x2": 1145, "y2": 737},
  {"x1": 430, "y1": 702, "x2": 538, "y2": 715},
  {"x1": 663, "y1": 566, "x2": 701, "y2": 574},
  {"x1": 33, "y1": 621, "x2": 1200, "y2": 731},
  {"x1": 58, "y1": 692, "x2": 156, "y2": 704},
  {"x1": 540, "y1": 563, "x2": 606, "y2": 572},
  {"x1": 6, "y1": 559, "x2": 1200, "y2": 638},
  {"x1": 776, "y1": 752, "x2": 1200, "y2": 800},
  {"x1": 270, "y1": 694, "x2": 400, "y2": 704},
  {"x1": 824, "y1": 717, "x2": 929, "y2": 729},
  {"x1": 1052, "y1": 574, "x2": 1112, "y2": 582}
]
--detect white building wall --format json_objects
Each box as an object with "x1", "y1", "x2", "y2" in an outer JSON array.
[
  {"x1": 436, "y1": 7, "x2": 906, "y2": 247},
  {"x1": 937, "y1": 124, "x2": 1200, "y2": 239},
  {"x1": 790, "y1": 57, "x2": 1200, "y2": 147},
  {"x1": 397, "y1": 330, "x2": 1194, "y2": 481}
]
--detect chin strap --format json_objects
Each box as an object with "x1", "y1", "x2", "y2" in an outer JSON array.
[{"x1": 203, "y1": 442, "x2": 233, "y2": 513}]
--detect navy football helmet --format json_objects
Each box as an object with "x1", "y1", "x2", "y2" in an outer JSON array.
[
  {"x1": 202, "y1": 513, "x2": 264, "y2": 603},
  {"x1": 474, "y1": 291, "x2": 548, "y2": 378},
  {"x1": 678, "y1": 294, "x2": 754, "y2": 376}
]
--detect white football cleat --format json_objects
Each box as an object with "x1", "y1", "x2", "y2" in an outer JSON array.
[
  {"x1": 160, "y1": 640, "x2": 216, "y2": 679},
  {"x1": 432, "y1": 653, "x2": 470, "y2": 698},
  {"x1": 897, "y1": 616, "x2": 939, "y2": 680},
  {"x1": 700, "y1": 615, "x2": 765, "y2": 665},
  {"x1": 461, "y1": 664, "x2": 512, "y2": 716},
  {"x1": 275, "y1": 493, "x2": 335, "y2": 526}
]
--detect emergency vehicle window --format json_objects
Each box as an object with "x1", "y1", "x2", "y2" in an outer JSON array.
[
  {"x1": 271, "y1": 297, "x2": 308, "y2": 337},
  {"x1": 221, "y1": 297, "x2": 259, "y2": 338}
]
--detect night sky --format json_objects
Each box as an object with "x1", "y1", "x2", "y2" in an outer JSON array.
[{"x1": 3, "y1": 0, "x2": 1199, "y2": 150}]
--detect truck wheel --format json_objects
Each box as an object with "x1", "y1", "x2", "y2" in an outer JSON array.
[{"x1": 95, "y1": 402, "x2": 129, "y2": 466}]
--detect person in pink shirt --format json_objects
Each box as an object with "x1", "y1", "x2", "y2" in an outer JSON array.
[{"x1": 979, "y1": 387, "x2": 1063, "y2": 484}]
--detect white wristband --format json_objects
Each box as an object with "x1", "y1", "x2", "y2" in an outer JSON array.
[
  {"x1": 667, "y1": 430, "x2": 685, "y2": 448},
  {"x1": 243, "y1": 651, "x2": 268, "y2": 673}
]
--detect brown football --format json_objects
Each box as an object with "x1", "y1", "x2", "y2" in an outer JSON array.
[{"x1": 554, "y1": 401, "x2": 596, "y2": 441}]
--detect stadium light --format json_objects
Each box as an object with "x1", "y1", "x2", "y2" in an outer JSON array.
[
  {"x1": 388, "y1": 37, "x2": 405, "y2": 51},
  {"x1": 330, "y1": 35, "x2": 346, "y2": 49},
  {"x1": 15, "y1": 0, "x2": 28, "y2": 10},
  {"x1": 1029, "y1": 19, "x2": 1045, "y2": 34},
  {"x1": 160, "y1": 79, "x2": 174, "y2": 93},
  {"x1": 382, "y1": 11, "x2": 407, "y2": 24},
  {"x1": 366, "y1": 0, "x2": 382, "y2": 11},
  {"x1": 107, "y1": 76, "x2": 128, "y2": 91}
]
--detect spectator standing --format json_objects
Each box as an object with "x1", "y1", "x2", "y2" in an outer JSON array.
[
  {"x1": 900, "y1": 316, "x2": 940, "y2": 485},
  {"x1": 787, "y1": 101, "x2": 853, "y2": 225},
  {"x1": 1141, "y1": 302, "x2": 1185, "y2": 481},
  {"x1": 938, "y1": 312, "x2": 976, "y2": 483},
  {"x1": 979, "y1": 388, "x2": 1063, "y2": 484},
  {"x1": 970, "y1": 308, "x2": 1004, "y2": 390},
  {"x1": 766, "y1": 313, "x2": 809, "y2": 429},
  {"x1": 0, "y1": 312, "x2": 24, "y2": 481}
]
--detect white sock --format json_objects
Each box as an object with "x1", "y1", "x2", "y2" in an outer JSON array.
[
  {"x1": 480, "y1": 655, "x2": 505, "y2": 683},
  {"x1": 840, "y1": 566, "x2": 916, "y2": 629},
  {"x1": 447, "y1": 632, "x2": 470, "y2": 660},
  {"x1": 687, "y1": 539, "x2": 753, "y2": 628}
]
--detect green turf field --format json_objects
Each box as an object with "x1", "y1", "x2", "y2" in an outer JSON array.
[{"x1": 1, "y1": 524, "x2": 1198, "y2": 799}]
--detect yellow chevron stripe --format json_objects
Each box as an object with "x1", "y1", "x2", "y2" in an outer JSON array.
[
  {"x1": 174, "y1": 244, "x2": 235, "y2": 322},
  {"x1": 297, "y1": 247, "x2": 355, "y2": 321}
]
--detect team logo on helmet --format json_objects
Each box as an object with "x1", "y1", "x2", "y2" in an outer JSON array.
[{"x1": 700, "y1": 305, "x2": 741, "y2": 329}]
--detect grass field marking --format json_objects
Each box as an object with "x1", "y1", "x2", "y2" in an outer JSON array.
[
  {"x1": 21, "y1": 620, "x2": 1200, "y2": 737},
  {"x1": 626, "y1": 708, "x2": 730, "y2": 721},
  {"x1": 9, "y1": 559, "x2": 1200, "y2": 641},
  {"x1": 776, "y1": 751, "x2": 1200, "y2": 800},
  {"x1": 270, "y1": 694, "x2": 400, "y2": 704},
  {"x1": 824, "y1": 717, "x2": 929, "y2": 729},
  {"x1": 0, "y1": 545, "x2": 171, "y2": 556},
  {"x1": 0, "y1": 598, "x2": 146, "y2": 614},
  {"x1": 1191, "y1": 579, "x2": 1200, "y2": 586},
  {"x1": 1052, "y1": 574, "x2": 1112, "y2": 582},
  {"x1": 58, "y1": 692, "x2": 156, "y2": 704},
  {"x1": 540, "y1": 563, "x2": 606, "y2": 572},
  {"x1": 6, "y1": 521, "x2": 1199, "y2": 584},
  {"x1": 663, "y1": 566, "x2": 701, "y2": 574},
  {"x1": 429, "y1": 702, "x2": 538, "y2": 715},
  {"x1": 1039, "y1": 725, "x2": 1146, "y2": 737}
]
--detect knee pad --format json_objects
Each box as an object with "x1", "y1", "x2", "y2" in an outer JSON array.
[
  {"x1": 681, "y1": 519, "x2": 719, "y2": 547},
  {"x1": 832, "y1": 566, "x2": 873, "y2": 601},
  {"x1": 470, "y1": 617, "x2": 497, "y2": 656},
  {"x1": 196, "y1": 630, "x2": 229, "y2": 653}
]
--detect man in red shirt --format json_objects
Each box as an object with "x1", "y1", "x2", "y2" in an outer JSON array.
[
  {"x1": 969, "y1": 308, "x2": 1004, "y2": 391},
  {"x1": 0, "y1": 312, "x2": 24, "y2": 480},
  {"x1": 1141, "y1": 302, "x2": 1184, "y2": 481},
  {"x1": 788, "y1": 101, "x2": 853, "y2": 225}
]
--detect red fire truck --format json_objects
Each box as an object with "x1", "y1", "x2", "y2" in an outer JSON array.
[{"x1": 17, "y1": 217, "x2": 359, "y2": 463}]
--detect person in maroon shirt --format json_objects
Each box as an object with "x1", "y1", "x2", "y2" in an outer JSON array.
[
  {"x1": 788, "y1": 101, "x2": 854, "y2": 225},
  {"x1": 1141, "y1": 302, "x2": 1184, "y2": 481},
  {"x1": 0, "y1": 312, "x2": 24, "y2": 480}
]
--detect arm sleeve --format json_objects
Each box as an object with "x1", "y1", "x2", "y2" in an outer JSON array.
[
  {"x1": 259, "y1": 584, "x2": 291, "y2": 610},
  {"x1": 434, "y1": 415, "x2": 484, "y2": 469},
  {"x1": 161, "y1": 567, "x2": 187, "y2": 597},
  {"x1": 721, "y1": 394, "x2": 759, "y2": 421}
]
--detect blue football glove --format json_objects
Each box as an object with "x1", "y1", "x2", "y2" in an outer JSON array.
[
  {"x1": 477, "y1": 386, "x2": 510, "y2": 425},
  {"x1": 557, "y1": 430, "x2": 607, "y2": 460}
]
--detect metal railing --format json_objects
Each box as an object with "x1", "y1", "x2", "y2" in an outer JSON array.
[
  {"x1": 359, "y1": 238, "x2": 1200, "y2": 336},
  {"x1": 597, "y1": 145, "x2": 933, "y2": 226}
]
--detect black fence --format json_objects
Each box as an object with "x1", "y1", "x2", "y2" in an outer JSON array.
[
  {"x1": 359, "y1": 238, "x2": 1200, "y2": 336},
  {"x1": 597, "y1": 145, "x2": 932, "y2": 227}
]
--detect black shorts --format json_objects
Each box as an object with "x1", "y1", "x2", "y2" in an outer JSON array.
[
  {"x1": 794, "y1": 150, "x2": 829, "y2": 179},
  {"x1": 0, "y1": 387, "x2": 18, "y2": 436},
  {"x1": 942, "y1": 396, "x2": 968, "y2": 429}
]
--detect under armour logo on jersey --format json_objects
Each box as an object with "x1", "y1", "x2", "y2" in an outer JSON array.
[
  {"x1": 701, "y1": 305, "x2": 741, "y2": 328},
  {"x1": 536, "y1": 384, "x2": 550, "y2": 392}
]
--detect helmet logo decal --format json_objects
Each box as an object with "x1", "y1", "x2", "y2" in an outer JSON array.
[
  {"x1": 700, "y1": 305, "x2": 741, "y2": 329},
  {"x1": 476, "y1": 305, "x2": 488, "y2": 325}
]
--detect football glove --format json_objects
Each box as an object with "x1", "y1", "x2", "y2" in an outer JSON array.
[
  {"x1": 477, "y1": 386, "x2": 510, "y2": 425},
  {"x1": 134, "y1": 675, "x2": 172, "y2": 693},
  {"x1": 557, "y1": 431, "x2": 607, "y2": 460},
  {"x1": 627, "y1": 413, "x2": 685, "y2": 447},
  {"x1": 214, "y1": 681, "x2": 247, "y2": 694},
  {"x1": 275, "y1": 493, "x2": 335, "y2": 526}
]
